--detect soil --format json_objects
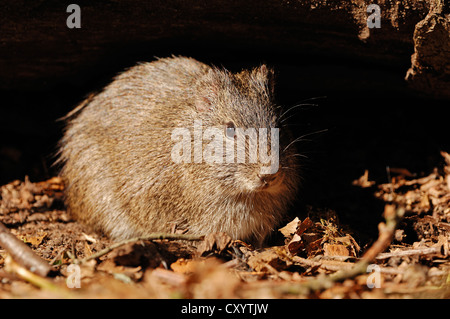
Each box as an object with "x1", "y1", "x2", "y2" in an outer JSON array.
[{"x1": 0, "y1": 152, "x2": 448, "y2": 298}]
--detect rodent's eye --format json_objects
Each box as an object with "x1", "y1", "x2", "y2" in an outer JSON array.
[{"x1": 225, "y1": 121, "x2": 236, "y2": 139}]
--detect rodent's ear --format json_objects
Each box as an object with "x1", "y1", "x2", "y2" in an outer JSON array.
[{"x1": 254, "y1": 64, "x2": 275, "y2": 97}]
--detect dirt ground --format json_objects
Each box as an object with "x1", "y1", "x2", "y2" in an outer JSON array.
[
  {"x1": 0, "y1": 0, "x2": 448, "y2": 301},
  {"x1": 0, "y1": 152, "x2": 448, "y2": 299}
]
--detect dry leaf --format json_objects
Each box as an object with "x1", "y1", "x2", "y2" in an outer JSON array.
[
  {"x1": 335, "y1": 234, "x2": 360, "y2": 254},
  {"x1": 297, "y1": 217, "x2": 314, "y2": 236},
  {"x1": 20, "y1": 232, "x2": 47, "y2": 247},
  {"x1": 197, "y1": 232, "x2": 232, "y2": 256},
  {"x1": 305, "y1": 238, "x2": 323, "y2": 256},
  {"x1": 279, "y1": 217, "x2": 300, "y2": 237},
  {"x1": 171, "y1": 258, "x2": 207, "y2": 274},
  {"x1": 323, "y1": 244, "x2": 349, "y2": 257},
  {"x1": 286, "y1": 234, "x2": 304, "y2": 255},
  {"x1": 247, "y1": 247, "x2": 291, "y2": 272}
]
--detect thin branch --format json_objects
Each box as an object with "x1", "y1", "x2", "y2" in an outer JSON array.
[
  {"x1": 375, "y1": 246, "x2": 441, "y2": 260},
  {"x1": 76, "y1": 233, "x2": 204, "y2": 264}
]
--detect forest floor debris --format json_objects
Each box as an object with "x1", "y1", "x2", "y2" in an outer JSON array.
[{"x1": 0, "y1": 154, "x2": 449, "y2": 298}]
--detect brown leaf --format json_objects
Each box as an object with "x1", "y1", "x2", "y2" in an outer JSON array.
[
  {"x1": 196, "y1": 232, "x2": 232, "y2": 256},
  {"x1": 279, "y1": 217, "x2": 300, "y2": 237},
  {"x1": 297, "y1": 217, "x2": 313, "y2": 236},
  {"x1": 305, "y1": 238, "x2": 323, "y2": 256},
  {"x1": 302, "y1": 232, "x2": 322, "y2": 244},
  {"x1": 247, "y1": 247, "x2": 292, "y2": 272},
  {"x1": 323, "y1": 244, "x2": 349, "y2": 257},
  {"x1": 286, "y1": 234, "x2": 304, "y2": 255},
  {"x1": 171, "y1": 258, "x2": 205, "y2": 274},
  {"x1": 20, "y1": 232, "x2": 47, "y2": 247}
]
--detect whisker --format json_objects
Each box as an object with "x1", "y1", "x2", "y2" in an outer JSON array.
[
  {"x1": 286, "y1": 153, "x2": 309, "y2": 159},
  {"x1": 278, "y1": 96, "x2": 326, "y2": 124},
  {"x1": 280, "y1": 113, "x2": 299, "y2": 124},
  {"x1": 279, "y1": 103, "x2": 318, "y2": 120},
  {"x1": 297, "y1": 96, "x2": 327, "y2": 102},
  {"x1": 282, "y1": 128, "x2": 328, "y2": 153}
]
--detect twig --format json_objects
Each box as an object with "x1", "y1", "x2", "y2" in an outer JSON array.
[
  {"x1": 0, "y1": 222, "x2": 53, "y2": 277},
  {"x1": 292, "y1": 256, "x2": 360, "y2": 272},
  {"x1": 293, "y1": 256, "x2": 447, "y2": 276},
  {"x1": 360, "y1": 205, "x2": 404, "y2": 262},
  {"x1": 76, "y1": 233, "x2": 204, "y2": 264},
  {"x1": 376, "y1": 246, "x2": 441, "y2": 260},
  {"x1": 4, "y1": 255, "x2": 73, "y2": 297}
]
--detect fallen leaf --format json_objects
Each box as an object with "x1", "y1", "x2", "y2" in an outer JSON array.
[
  {"x1": 197, "y1": 232, "x2": 232, "y2": 256},
  {"x1": 279, "y1": 217, "x2": 300, "y2": 237},
  {"x1": 323, "y1": 244, "x2": 349, "y2": 257},
  {"x1": 247, "y1": 247, "x2": 292, "y2": 272},
  {"x1": 305, "y1": 238, "x2": 323, "y2": 256},
  {"x1": 171, "y1": 258, "x2": 206, "y2": 274},
  {"x1": 334, "y1": 234, "x2": 360, "y2": 254},
  {"x1": 297, "y1": 217, "x2": 313, "y2": 236},
  {"x1": 20, "y1": 232, "x2": 47, "y2": 247},
  {"x1": 286, "y1": 234, "x2": 304, "y2": 255}
]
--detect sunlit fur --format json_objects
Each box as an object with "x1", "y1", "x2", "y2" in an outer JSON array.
[{"x1": 58, "y1": 56, "x2": 300, "y2": 246}]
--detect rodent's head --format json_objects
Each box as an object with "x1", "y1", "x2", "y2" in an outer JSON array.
[{"x1": 183, "y1": 64, "x2": 299, "y2": 197}]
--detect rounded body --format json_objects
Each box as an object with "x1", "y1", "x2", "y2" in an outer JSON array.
[{"x1": 58, "y1": 56, "x2": 299, "y2": 245}]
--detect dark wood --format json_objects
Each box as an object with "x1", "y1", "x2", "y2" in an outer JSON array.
[{"x1": 0, "y1": 0, "x2": 448, "y2": 98}]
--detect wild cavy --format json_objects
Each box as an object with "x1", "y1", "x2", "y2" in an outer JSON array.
[{"x1": 58, "y1": 56, "x2": 300, "y2": 245}]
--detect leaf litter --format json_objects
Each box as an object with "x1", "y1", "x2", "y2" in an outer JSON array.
[{"x1": 0, "y1": 153, "x2": 449, "y2": 298}]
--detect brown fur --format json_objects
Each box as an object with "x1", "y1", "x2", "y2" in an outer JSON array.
[{"x1": 57, "y1": 56, "x2": 300, "y2": 245}]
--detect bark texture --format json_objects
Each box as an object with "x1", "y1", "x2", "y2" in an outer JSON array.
[{"x1": 0, "y1": 0, "x2": 448, "y2": 98}]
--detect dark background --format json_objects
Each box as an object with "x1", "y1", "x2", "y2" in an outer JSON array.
[{"x1": 1, "y1": 2, "x2": 448, "y2": 244}]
